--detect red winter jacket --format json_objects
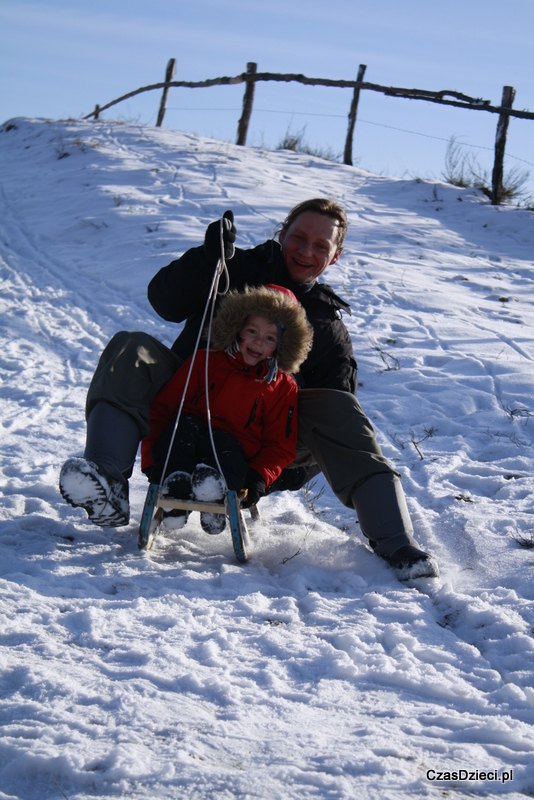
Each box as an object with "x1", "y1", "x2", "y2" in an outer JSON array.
[{"x1": 141, "y1": 349, "x2": 298, "y2": 487}]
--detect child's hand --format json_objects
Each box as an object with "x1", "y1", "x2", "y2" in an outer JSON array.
[{"x1": 241, "y1": 468, "x2": 266, "y2": 507}]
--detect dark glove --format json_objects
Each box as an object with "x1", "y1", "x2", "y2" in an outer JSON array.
[
  {"x1": 241, "y1": 468, "x2": 266, "y2": 508},
  {"x1": 266, "y1": 464, "x2": 321, "y2": 494},
  {"x1": 204, "y1": 210, "x2": 236, "y2": 264},
  {"x1": 142, "y1": 466, "x2": 154, "y2": 482}
]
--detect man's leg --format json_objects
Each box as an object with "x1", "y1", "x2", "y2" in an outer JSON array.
[
  {"x1": 84, "y1": 402, "x2": 141, "y2": 484},
  {"x1": 295, "y1": 388, "x2": 437, "y2": 576},
  {"x1": 295, "y1": 389, "x2": 396, "y2": 501},
  {"x1": 86, "y1": 331, "x2": 182, "y2": 437},
  {"x1": 60, "y1": 331, "x2": 182, "y2": 527}
]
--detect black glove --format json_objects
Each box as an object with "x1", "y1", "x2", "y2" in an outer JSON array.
[
  {"x1": 204, "y1": 210, "x2": 236, "y2": 264},
  {"x1": 266, "y1": 464, "x2": 321, "y2": 494},
  {"x1": 241, "y1": 468, "x2": 266, "y2": 508},
  {"x1": 142, "y1": 466, "x2": 154, "y2": 483}
]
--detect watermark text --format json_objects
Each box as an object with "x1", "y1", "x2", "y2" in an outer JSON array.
[{"x1": 427, "y1": 768, "x2": 513, "y2": 784}]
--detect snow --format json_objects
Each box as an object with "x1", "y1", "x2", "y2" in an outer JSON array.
[{"x1": 1, "y1": 117, "x2": 533, "y2": 799}]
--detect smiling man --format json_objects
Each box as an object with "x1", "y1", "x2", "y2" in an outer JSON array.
[
  {"x1": 59, "y1": 198, "x2": 438, "y2": 580},
  {"x1": 278, "y1": 208, "x2": 342, "y2": 284}
]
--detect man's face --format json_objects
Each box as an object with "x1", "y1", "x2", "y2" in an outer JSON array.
[{"x1": 279, "y1": 211, "x2": 342, "y2": 284}]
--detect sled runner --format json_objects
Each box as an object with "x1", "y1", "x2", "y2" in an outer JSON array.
[{"x1": 137, "y1": 484, "x2": 258, "y2": 562}]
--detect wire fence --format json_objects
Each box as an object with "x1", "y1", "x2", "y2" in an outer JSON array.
[
  {"x1": 161, "y1": 105, "x2": 534, "y2": 170},
  {"x1": 84, "y1": 60, "x2": 534, "y2": 205}
]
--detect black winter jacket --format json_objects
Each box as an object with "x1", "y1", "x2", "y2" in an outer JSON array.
[{"x1": 148, "y1": 239, "x2": 357, "y2": 394}]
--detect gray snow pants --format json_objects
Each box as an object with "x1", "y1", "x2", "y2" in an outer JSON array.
[{"x1": 85, "y1": 331, "x2": 397, "y2": 509}]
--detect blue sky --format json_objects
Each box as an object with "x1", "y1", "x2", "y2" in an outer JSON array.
[{"x1": 2, "y1": 0, "x2": 533, "y2": 197}]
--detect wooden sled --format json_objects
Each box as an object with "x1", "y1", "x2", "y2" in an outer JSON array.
[{"x1": 137, "y1": 484, "x2": 259, "y2": 563}]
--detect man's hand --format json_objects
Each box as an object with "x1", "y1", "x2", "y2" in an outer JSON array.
[
  {"x1": 241, "y1": 468, "x2": 266, "y2": 508},
  {"x1": 204, "y1": 210, "x2": 236, "y2": 264}
]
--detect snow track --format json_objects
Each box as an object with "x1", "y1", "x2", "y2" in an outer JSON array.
[{"x1": 0, "y1": 118, "x2": 533, "y2": 799}]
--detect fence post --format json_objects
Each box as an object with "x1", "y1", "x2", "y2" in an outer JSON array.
[
  {"x1": 156, "y1": 58, "x2": 176, "y2": 128},
  {"x1": 491, "y1": 85, "x2": 515, "y2": 205},
  {"x1": 93, "y1": 104, "x2": 100, "y2": 120},
  {"x1": 344, "y1": 64, "x2": 367, "y2": 166},
  {"x1": 236, "y1": 62, "x2": 257, "y2": 146}
]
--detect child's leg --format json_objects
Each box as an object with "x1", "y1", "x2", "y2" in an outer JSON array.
[
  {"x1": 192, "y1": 430, "x2": 248, "y2": 535},
  {"x1": 150, "y1": 415, "x2": 205, "y2": 484},
  {"x1": 151, "y1": 415, "x2": 206, "y2": 529},
  {"x1": 196, "y1": 430, "x2": 248, "y2": 490}
]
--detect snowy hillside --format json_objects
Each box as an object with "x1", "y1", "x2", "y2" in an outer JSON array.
[{"x1": 1, "y1": 118, "x2": 534, "y2": 800}]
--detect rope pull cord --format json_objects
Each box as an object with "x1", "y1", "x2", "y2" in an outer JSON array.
[{"x1": 157, "y1": 216, "x2": 230, "y2": 495}]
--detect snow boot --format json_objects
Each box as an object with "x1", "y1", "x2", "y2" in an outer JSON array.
[
  {"x1": 160, "y1": 471, "x2": 192, "y2": 531},
  {"x1": 381, "y1": 545, "x2": 439, "y2": 580},
  {"x1": 59, "y1": 457, "x2": 129, "y2": 527},
  {"x1": 192, "y1": 464, "x2": 226, "y2": 535},
  {"x1": 351, "y1": 473, "x2": 438, "y2": 579}
]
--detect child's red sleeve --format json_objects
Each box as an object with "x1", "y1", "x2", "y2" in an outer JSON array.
[{"x1": 247, "y1": 376, "x2": 299, "y2": 487}]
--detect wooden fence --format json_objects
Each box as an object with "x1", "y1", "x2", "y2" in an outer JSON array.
[{"x1": 84, "y1": 60, "x2": 534, "y2": 205}]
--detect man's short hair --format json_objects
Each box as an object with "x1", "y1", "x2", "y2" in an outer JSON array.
[{"x1": 279, "y1": 198, "x2": 348, "y2": 248}]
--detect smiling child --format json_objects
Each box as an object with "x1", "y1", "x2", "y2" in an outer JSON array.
[{"x1": 140, "y1": 285, "x2": 313, "y2": 534}]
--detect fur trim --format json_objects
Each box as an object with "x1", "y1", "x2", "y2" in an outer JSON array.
[{"x1": 210, "y1": 286, "x2": 313, "y2": 374}]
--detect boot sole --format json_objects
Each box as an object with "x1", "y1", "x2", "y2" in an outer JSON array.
[{"x1": 60, "y1": 460, "x2": 129, "y2": 527}]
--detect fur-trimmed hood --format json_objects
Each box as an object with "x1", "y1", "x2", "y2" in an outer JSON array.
[{"x1": 210, "y1": 285, "x2": 313, "y2": 374}]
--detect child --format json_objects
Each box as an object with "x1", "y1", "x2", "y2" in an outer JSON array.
[{"x1": 141, "y1": 284, "x2": 313, "y2": 534}]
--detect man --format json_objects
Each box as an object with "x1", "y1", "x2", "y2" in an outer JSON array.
[{"x1": 59, "y1": 198, "x2": 438, "y2": 579}]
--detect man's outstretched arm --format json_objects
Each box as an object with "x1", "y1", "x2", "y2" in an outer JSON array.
[{"x1": 148, "y1": 211, "x2": 236, "y2": 322}]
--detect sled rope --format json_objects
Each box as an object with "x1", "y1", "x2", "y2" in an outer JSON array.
[
  {"x1": 203, "y1": 251, "x2": 229, "y2": 493},
  {"x1": 157, "y1": 217, "x2": 230, "y2": 494}
]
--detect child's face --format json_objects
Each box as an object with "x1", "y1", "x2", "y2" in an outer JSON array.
[{"x1": 239, "y1": 315, "x2": 279, "y2": 366}]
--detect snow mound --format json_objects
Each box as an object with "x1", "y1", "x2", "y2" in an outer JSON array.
[{"x1": 1, "y1": 118, "x2": 534, "y2": 799}]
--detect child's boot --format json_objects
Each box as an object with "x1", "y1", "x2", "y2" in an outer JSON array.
[
  {"x1": 192, "y1": 465, "x2": 226, "y2": 534},
  {"x1": 161, "y1": 471, "x2": 193, "y2": 530}
]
